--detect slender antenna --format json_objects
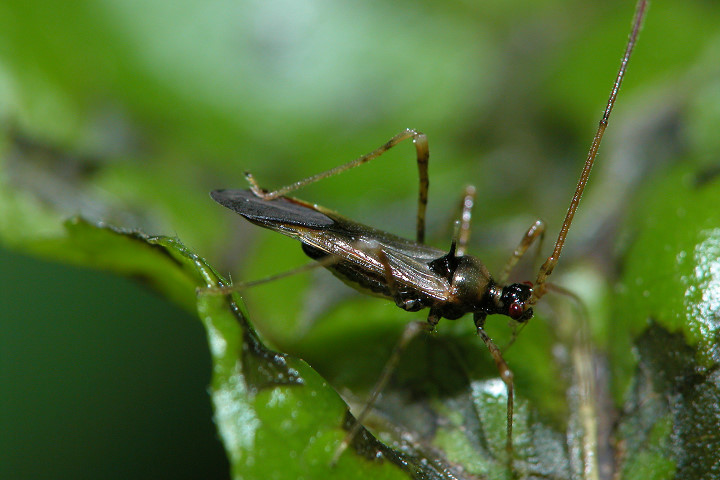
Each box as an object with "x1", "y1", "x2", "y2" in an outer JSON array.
[{"x1": 534, "y1": 0, "x2": 648, "y2": 295}]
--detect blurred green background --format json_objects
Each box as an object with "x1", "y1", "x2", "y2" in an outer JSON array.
[{"x1": 1, "y1": 0, "x2": 719, "y2": 478}]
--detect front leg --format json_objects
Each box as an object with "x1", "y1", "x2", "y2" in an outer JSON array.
[
  {"x1": 474, "y1": 312, "x2": 515, "y2": 472},
  {"x1": 499, "y1": 219, "x2": 545, "y2": 284}
]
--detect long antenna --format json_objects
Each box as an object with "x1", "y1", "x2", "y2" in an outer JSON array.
[{"x1": 534, "y1": 0, "x2": 648, "y2": 296}]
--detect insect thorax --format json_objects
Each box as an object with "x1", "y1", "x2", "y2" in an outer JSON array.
[{"x1": 435, "y1": 255, "x2": 496, "y2": 320}]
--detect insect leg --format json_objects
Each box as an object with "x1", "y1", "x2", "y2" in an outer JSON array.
[
  {"x1": 331, "y1": 318, "x2": 433, "y2": 465},
  {"x1": 198, "y1": 254, "x2": 341, "y2": 295},
  {"x1": 474, "y1": 312, "x2": 515, "y2": 469},
  {"x1": 244, "y1": 128, "x2": 430, "y2": 243},
  {"x1": 454, "y1": 185, "x2": 476, "y2": 257},
  {"x1": 375, "y1": 246, "x2": 400, "y2": 301},
  {"x1": 498, "y1": 219, "x2": 545, "y2": 284}
]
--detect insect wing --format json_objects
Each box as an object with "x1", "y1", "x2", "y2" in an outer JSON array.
[
  {"x1": 211, "y1": 189, "x2": 451, "y2": 301},
  {"x1": 211, "y1": 189, "x2": 334, "y2": 229},
  {"x1": 301, "y1": 227, "x2": 452, "y2": 302}
]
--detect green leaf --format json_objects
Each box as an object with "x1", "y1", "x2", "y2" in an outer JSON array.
[
  {"x1": 613, "y1": 164, "x2": 720, "y2": 479},
  {"x1": 5, "y1": 216, "x2": 578, "y2": 478},
  {"x1": 158, "y1": 232, "x2": 575, "y2": 479}
]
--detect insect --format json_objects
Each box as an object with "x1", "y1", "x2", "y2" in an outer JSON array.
[{"x1": 211, "y1": 0, "x2": 647, "y2": 468}]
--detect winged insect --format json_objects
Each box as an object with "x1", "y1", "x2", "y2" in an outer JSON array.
[{"x1": 211, "y1": 0, "x2": 647, "y2": 468}]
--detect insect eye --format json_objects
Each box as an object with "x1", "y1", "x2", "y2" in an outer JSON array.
[{"x1": 508, "y1": 303, "x2": 523, "y2": 320}]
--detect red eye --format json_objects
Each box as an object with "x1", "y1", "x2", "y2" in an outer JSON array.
[{"x1": 509, "y1": 303, "x2": 523, "y2": 319}]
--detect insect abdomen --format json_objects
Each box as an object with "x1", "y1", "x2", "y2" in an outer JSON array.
[{"x1": 301, "y1": 243, "x2": 432, "y2": 312}]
